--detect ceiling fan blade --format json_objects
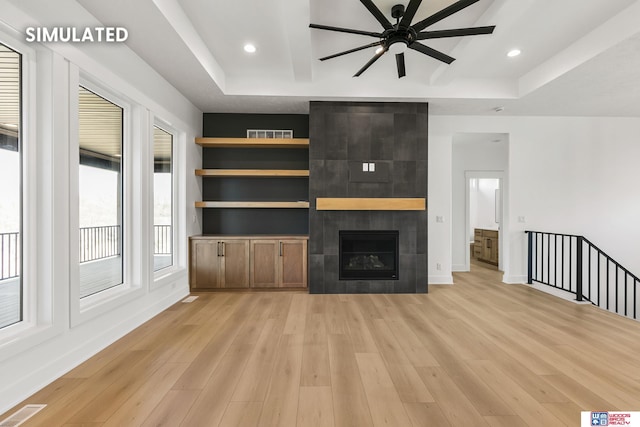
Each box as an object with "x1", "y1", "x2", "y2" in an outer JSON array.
[
  {"x1": 359, "y1": 0, "x2": 393, "y2": 30},
  {"x1": 309, "y1": 23, "x2": 382, "y2": 38},
  {"x1": 319, "y1": 42, "x2": 383, "y2": 61},
  {"x1": 396, "y1": 53, "x2": 406, "y2": 78},
  {"x1": 409, "y1": 42, "x2": 455, "y2": 64},
  {"x1": 354, "y1": 48, "x2": 387, "y2": 77},
  {"x1": 399, "y1": 0, "x2": 422, "y2": 29},
  {"x1": 412, "y1": 0, "x2": 479, "y2": 32},
  {"x1": 417, "y1": 25, "x2": 495, "y2": 40}
]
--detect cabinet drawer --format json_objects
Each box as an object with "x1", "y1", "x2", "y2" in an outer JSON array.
[{"x1": 484, "y1": 230, "x2": 498, "y2": 239}]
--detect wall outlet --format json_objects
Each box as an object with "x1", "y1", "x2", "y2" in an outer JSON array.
[{"x1": 436, "y1": 263, "x2": 442, "y2": 271}]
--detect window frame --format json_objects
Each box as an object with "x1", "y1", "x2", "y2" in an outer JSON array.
[
  {"x1": 70, "y1": 72, "x2": 144, "y2": 327},
  {"x1": 0, "y1": 28, "x2": 57, "y2": 348},
  {"x1": 151, "y1": 118, "x2": 183, "y2": 287}
]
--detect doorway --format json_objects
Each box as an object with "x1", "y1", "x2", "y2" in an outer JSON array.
[
  {"x1": 451, "y1": 133, "x2": 508, "y2": 277},
  {"x1": 466, "y1": 173, "x2": 503, "y2": 271}
]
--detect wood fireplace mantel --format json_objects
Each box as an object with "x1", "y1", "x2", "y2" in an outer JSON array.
[{"x1": 316, "y1": 197, "x2": 426, "y2": 211}]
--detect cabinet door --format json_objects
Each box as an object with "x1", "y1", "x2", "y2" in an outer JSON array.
[
  {"x1": 191, "y1": 240, "x2": 222, "y2": 289},
  {"x1": 250, "y1": 240, "x2": 279, "y2": 288},
  {"x1": 220, "y1": 240, "x2": 250, "y2": 288},
  {"x1": 279, "y1": 240, "x2": 307, "y2": 288}
]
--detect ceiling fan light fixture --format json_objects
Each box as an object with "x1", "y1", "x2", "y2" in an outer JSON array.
[
  {"x1": 375, "y1": 46, "x2": 384, "y2": 54},
  {"x1": 388, "y1": 41, "x2": 407, "y2": 54}
]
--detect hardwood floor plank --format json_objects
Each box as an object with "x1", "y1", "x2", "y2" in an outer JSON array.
[
  {"x1": 297, "y1": 386, "x2": 335, "y2": 427},
  {"x1": 180, "y1": 342, "x2": 254, "y2": 426},
  {"x1": 416, "y1": 367, "x2": 489, "y2": 427},
  {"x1": 283, "y1": 293, "x2": 308, "y2": 335},
  {"x1": 140, "y1": 390, "x2": 200, "y2": 427},
  {"x1": 483, "y1": 415, "x2": 528, "y2": 427},
  {"x1": 382, "y1": 317, "x2": 439, "y2": 368},
  {"x1": 218, "y1": 401, "x2": 263, "y2": 427},
  {"x1": 543, "y1": 401, "x2": 585, "y2": 426},
  {"x1": 540, "y1": 373, "x2": 619, "y2": 410},
  {"x1": 367, "y1": 319, "x2": 434, "y2": 403},
  {"x1": 231, "y1": 319, "x2": 282, "y2": 402},
  {"x1": 466, "y1": 360, "x2": 567, "y2": 426},
  {"x1": 102, "y1": 362, "x2": 188, "y2": 427},
  {"x1": 403, "y1": 402, "x2": 451, "y2": 427},
  {"x1": 327, "y1": 334, "x2": 373, "y2": 427},
  {"x1": 343, "y1": 301, "x2": 379, "y2": 353},
  {"x1": 355, "y1": 353, "x2": 413, "y2": 427},
  {"x1": 301, "y1": 313, "x2": 331, "y2": 386},
  {"x1": 258, "y1": 333, "x2": 304, "y2": 426},
  {"x1": 35, "y1": 350, "x2": 156, "y2": 426},
  {"x1": 172, "y1": 294, "x2": 257, "y2": 390}
]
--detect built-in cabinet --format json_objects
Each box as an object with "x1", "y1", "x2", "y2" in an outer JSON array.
[
  {"x1": 191, "y1": 115, "x2": 310, "y2": 291},
  {"x1": 190, "y1": 238, "x2": 250, "y2": 289},
  {"x1": 474, "y1": 228, "x2": 499, "y2": 266},
  {"x1": 190, "y1": 236, "x2": 308, "y2": 289}
]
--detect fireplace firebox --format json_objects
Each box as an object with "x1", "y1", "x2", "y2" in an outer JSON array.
[{"x1": 339, "y1": 230, "x2": 399, "y2": 280}]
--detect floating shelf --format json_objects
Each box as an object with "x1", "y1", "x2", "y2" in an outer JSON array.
[
  {"x1": 316, "y1": 197, "x2": 426, "y2": 211},
  {"x1": 196, "y1": 201, "x2": 310, "y2": 209},
  {"x1": 196, "y1": 137, "x2": 309, "y2": 148},
  {"x1": 196, "y1": 169, "x2": 309, "y2": 177}
]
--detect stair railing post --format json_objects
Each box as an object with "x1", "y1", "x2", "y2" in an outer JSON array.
[
  {"x1": 527, "y1": 231, "x2": 533, "y2": 284},
  {"x1": 576, "y1": 236, "x2": 583, "y2": 301}
]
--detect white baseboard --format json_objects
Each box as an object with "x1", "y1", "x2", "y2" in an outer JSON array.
[
  {"x1": 451, "y1": 264, "x2": 468, "y2": 272},
  {"x1": 428, "y1": 275, "x2": 454, "y2": 285},
  {"x1": 503, "y1": 275, "x2": 527, "y2": 284}
]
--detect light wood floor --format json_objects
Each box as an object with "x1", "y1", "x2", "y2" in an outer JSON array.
[{"x1": 4, "y1": 264, "x2": 640, "y2": 426}]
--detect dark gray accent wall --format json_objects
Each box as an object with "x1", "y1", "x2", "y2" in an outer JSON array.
[{"x1": 309, "y1": 101, "x2": 428, "y2": 293}]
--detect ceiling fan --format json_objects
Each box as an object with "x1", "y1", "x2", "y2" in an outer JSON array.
[{"x1": 309, "y1": 0, "x2": 495, "y2": 78}]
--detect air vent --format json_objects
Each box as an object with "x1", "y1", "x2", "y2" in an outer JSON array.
[
  {"x1": 247, "y1": 129, "x2": 293, "y2": 139},
  {"x1": 0, "y1": 404, "x2": 47, "y2": 426}
]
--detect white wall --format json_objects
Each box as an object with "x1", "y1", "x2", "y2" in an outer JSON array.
[
  {"x1": 472, "y1": 179, "x2": 500, "y2": 231},
  {"x1": 0, "y1": 0, "x2": 202, "y2": 413},
  {"x1": 430, "y1": 115, "x2": 640, "y2": 285}
]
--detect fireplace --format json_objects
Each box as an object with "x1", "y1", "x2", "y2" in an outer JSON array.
[{"x1": 339, "y1": 230, "x2": 399, "y2": 280}]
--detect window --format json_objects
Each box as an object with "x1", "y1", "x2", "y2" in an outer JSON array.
[
  {"x1": 0, "y1": 43, "x2": 22, "y2": 329},
  {"x1": 153, "y1": 126, "x2": 173, "y2": 271},
  {"x1": 78, "y1": 86, "x2": 124, "y2": 298}
]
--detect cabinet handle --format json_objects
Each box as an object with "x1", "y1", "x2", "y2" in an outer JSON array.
[
  {"x1": 487, "y1": 239, "x2": 491, "y2": 249},
  {"x1": 217, "y1": 242, "x2": 221, "y2": 256},
  {"x1": 221, "y1": 242, "x2": 225, "y2": 257},
  {"x1": 279, "y1": 242, "x2": 283, "y2": 257}
]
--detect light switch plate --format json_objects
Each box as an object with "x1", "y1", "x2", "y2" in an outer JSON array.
[
  {"x1": 362, "y1": 162, "x2": 369, "y2": 172},
  {"x1": 369, "y1": 162, "x2": 375, "y2": 172}
]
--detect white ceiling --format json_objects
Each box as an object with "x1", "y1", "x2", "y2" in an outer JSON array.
[{"x1": 71, "y1": 0, "x2": 640, "y2": 116}]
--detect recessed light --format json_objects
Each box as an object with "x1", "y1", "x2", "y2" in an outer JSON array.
[
  {"x1": 507, "y1": 49, "x2": 521, "y2": 57},
  {"x1": 244, "y1": 43, "x2": 256, "y2": 53}
]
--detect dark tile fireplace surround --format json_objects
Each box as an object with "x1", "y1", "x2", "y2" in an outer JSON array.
[{"x1": 309, "y1": 101, "x2": 428, "y2": 294}]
